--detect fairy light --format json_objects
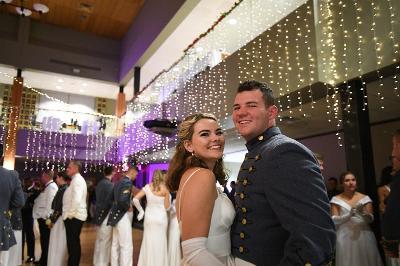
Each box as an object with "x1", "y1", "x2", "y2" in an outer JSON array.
[
  {"x1": 304, "y1": 3, "x2": 316, "y2": 109},
  {"x1": 387, "y1": 0, "x2": 400, "y2": 97},
  {"x1": 353, "y1": 0, "x2": 368, "y2": 111},
  {"x1": 371, "y1": 0, "x2": 385, "y2": 109}
]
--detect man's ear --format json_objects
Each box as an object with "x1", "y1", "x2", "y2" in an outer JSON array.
[
  {"x1": 268, "y1": 105, "x2": 278, "y2": 119},
  {"x1": 183, "y1": 140, "x2": 193, "y2": 153}
]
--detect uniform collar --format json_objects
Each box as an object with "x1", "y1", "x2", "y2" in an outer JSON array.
[{"x1": 245, "y1": 126, "x2": 281, "y2": 151}]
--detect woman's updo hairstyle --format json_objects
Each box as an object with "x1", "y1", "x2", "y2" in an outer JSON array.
[{"x1": 166, "y1": 113, "x2": 227, "y2": 191}]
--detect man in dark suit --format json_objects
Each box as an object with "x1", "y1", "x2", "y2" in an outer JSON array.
[
  {"x1": 0, "y1": 144, "x2": 25, "y2": 263},
  {"x1": 231, "y1": 80, "x2": 335, "y2": 266}
]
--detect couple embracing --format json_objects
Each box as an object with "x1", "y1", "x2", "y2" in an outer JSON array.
[{"x1": 166, "y1": 80, "x2": 336, "y2": 266}]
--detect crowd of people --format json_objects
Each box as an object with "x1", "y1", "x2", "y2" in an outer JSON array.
[{"x1": 0, "y1": 80, "x2": 399, "y2": 266}]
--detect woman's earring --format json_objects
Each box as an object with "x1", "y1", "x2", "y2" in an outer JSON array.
[{"x1": 191, "y1": 152, "x2": 194, "y2": 156}]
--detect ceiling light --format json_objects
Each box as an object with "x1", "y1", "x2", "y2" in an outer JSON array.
[
  {"x1": 2, "y1": 0, "x2": 50, "y2": 17},
  {"x1": 57, "y1": 78, "x2": 64, "y2": 83},
  {"x1": 16, "y1": 6, "x2": 31, "y2": 16},
  {"x1": 33, "y1": 3, "x2": 49, "y2": 14},
  {"x1": 228, "y1": 18, "x2": 237, "y2": 25},
  {"x1": 82, "y1": 83, "x2": 88, "y2": 87},
  {"x1": 79, "y1": 89, "x2": 85, "y2": 93},
  {"x1": 56, "y1": 85, "x2": 62, "y2": 90}
]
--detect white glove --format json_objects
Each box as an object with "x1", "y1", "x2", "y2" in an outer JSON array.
[
  {"x1": 132, "y1": 198, "x2": 144, "y2": 221},
  {"x1": 181, "y1": 237, "x2": 224, "y2": 266},
  {"x1": 332, "y1": 210, "x2": 352, "y2": 226}
]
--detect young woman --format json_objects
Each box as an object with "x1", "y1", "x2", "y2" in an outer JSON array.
[
  {"x1": 166, "y1": 113, "x2": 235, "y2": 266},
  {"x1": 330, "y1": 171, "x2": 383, "y2": 266},
  {"x1": 132, "y1": 170, "x2": 170, "y2": 266},
  {"x1": 47, "y1": 171, "x2": 69, "y2": 266}
]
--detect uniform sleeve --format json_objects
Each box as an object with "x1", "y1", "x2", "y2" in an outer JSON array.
[
  {"x1": 264, "y1": 142, "x2": 335, "y2": 266},
  {"x1": 116, "y1": 181, "x2": 132, "y2": 212},
  {"x1": 10, "y1": 171, "x2": 25, "y2": 209}
]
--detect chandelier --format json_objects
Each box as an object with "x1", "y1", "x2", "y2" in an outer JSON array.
[{"x1": 0, "y1": 0, "x2": 49, "y2": 17}]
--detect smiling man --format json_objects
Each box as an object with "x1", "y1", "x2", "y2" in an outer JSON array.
[{"x1": 230, "y1": 80, "x2": 335, "y2": 266}]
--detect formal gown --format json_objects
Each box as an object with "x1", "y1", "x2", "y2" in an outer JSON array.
[
  {"x1": 137, "y1": 185, "x2": 168, "y2": 266},
  {"x1": 331, "y1": 196, "x2": 383, "y2": 266},
  {"x1": 168, "y1": 198, "x2": 181, "y2": 266},
  {"x1": 180, "y1": 186, "x2": 236, "y2": 265}
]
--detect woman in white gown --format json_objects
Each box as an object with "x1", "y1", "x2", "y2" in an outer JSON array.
[
  {"x1": 330, "y1": 171, "x2": 383, "y2": 266},
  {"x1": 168, "y1": 195, "x2": 182, "y2": 266},
  {"x1": 132, "y1": 170, "x2": 170, "y2": 266},
  {"x1": 166, "y1": 113, "x2": 235, "y2": 266},
  {"x1": 47, "y1": 172, "x2": 69, "y2": 266}
]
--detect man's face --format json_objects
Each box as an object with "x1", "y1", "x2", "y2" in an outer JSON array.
[
  {"x1": 327, "y1": 179, "x2": 337, "y2": 191},
  {"x1": 318, "y1": 159, "x2": 324, "y2": 171},
  {"x1": 392, "y1": 136, "x2": 400, "y2": 172},
  {"x1": 41, "y1": 173, "x2": 49, "y2": 185},
  {"x1": 66, "y1": 162, "x2": 77, "y2": 177},
  {"x1": 232, "y1": 90, "x2": 275, "y2": 141},
  {"x1": 127, "y1": 168, "x2": 138, "y2": 181}
]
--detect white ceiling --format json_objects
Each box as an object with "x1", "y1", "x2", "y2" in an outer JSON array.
[
  {"x1": 0, "y1": 65, "x2": 123, "y2": 99},
  {"x1": 0, "y1": 0, "x2": 240, "y2": 100}
]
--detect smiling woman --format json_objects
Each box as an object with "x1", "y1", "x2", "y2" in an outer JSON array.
[{"x1": 166, "y1": 113, "x2": 235, "y2": 266}]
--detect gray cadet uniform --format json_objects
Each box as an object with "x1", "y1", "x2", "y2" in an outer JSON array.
[
  {"x1": 0, "y1": 167, "x2": 25, "y2": 251},
  {"x1": 107, "y1": 176, "x2": 133, "y2": 266},
  {"x1": 94, "y1": 177, "x2": 114, "y2": 225},
  {"x1": 93, "y1": 177, "x2": 114, "y2": 266},
  {"x1": 231, "y1": 127, "x2": 335, "y2": 266}
]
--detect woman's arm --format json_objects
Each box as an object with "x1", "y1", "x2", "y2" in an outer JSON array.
[{"x1": 179, "y1": 169, "x2": 223, "y2": 266}]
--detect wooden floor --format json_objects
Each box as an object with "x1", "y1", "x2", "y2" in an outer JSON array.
[{"x1": 23, "y1": 223, "x2": 143, "y2": 266}]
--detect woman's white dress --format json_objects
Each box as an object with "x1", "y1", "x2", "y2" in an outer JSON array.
[
  {"x1": 137, "y1": 185, "x2": 168, "y2": 266},
  {"x1": 168, "y1": 198, "x2": 181, "y2": 266},
  {"x1": 180, "y1": 186, "x2": 236, "y2": 265},
  {"x1": 331, "y1": 196, "x2": 383, "y2": 266},
  {"x1": 47, "y1": 217, "x2": 68, "y2": 266}
]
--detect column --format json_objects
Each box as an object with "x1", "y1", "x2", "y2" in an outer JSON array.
[
  {"x1": 340, "y1": 78, "x2": 382, "y2": 241},
  {"x1": 3, "y1": 69, "x2": 23, "y2": 170}
]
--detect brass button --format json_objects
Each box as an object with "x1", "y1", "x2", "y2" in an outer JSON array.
[
  {"x1": 255, "y1": 154, "x2": 261, "y2": 160},
  {"x1": 243, "y1": 179, "x2": 248, "y2": 186},
  {"x1": 239, "y1": 246, "x2": 244, "y2": 253},
  {"x1": 240, "y1": 193, "x2": 245, "y2": 199},
  {"x1": 258, "y1": 135, "x2": 264, "y2": 141},
  {"x1": 305, "y1": 263, "x2": 311, "y2": 266},
  {"x1": 241, "y1": 207, "x2": 247, "y2": 213},
  {"x1": 242, "y1": 218, "x2": 247, "y2": 225},
  {"x1": 249, "y1": 166, "x2": 253, "y2": 172},
  {"x1": 240, "y1": 232, "x2": 245, "y2": 239}
]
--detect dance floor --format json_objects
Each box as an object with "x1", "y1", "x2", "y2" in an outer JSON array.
[{"x1": 23, "y1": 223, "x2": 143, "y2": 266}]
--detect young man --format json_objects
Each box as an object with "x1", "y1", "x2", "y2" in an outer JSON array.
[
  {"x1": 63, "y1": 161, "x2": 87, "y2": 266},
  {"x1": 93, "y1": 165, "x2": 115, "y2": 266},
  {"x1": 33, "y1": 170, "x2": 58, "y2": 266},
  {"x1": 107, "y1": 165, "x2": 138, "y2": 266},
  {"x1": 0, "y1": 144, "x2": 25, "y2": 264},
  {"x1": 231, "y1": 80, "x2": 335, "y2": 266}
]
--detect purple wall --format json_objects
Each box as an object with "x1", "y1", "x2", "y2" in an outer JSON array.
[{"x1": 119, "y1": 0, "x2": 186, "y2": 82}]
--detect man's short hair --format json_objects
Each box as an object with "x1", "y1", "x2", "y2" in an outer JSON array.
[
  {"x1": 104, "y1": 165, "x2": 114, "y2": 176},
  {"x1": 314, "y1": 153, "x2": 324, "y2": 161},
  {"x1": 328, "y1": 177, "x2": 338, "y2": 183},
  {"x1": 0, "y1": 143, "x2": 3, "y2": 157},
  {"x1": 43, "y1": 170, "x2": 55, "y2": 180},
  {"x1": 70, "y1": 160, "x2": 82, "y2": 172},
  {"x1": 237, "y1": 80, "x2": 275, "y2": 107}
]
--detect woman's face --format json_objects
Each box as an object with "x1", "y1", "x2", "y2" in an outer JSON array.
[
  {"x1": 185, "y1": 118, "x2": 225, "y2": 165},
  {"x1": 342, "y1": 173, "x2": 357, "y2": 192}
]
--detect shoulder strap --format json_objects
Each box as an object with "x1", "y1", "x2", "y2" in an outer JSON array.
[{"x1": 178, "y1": 168, "x2": 202, "y2": 220}]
